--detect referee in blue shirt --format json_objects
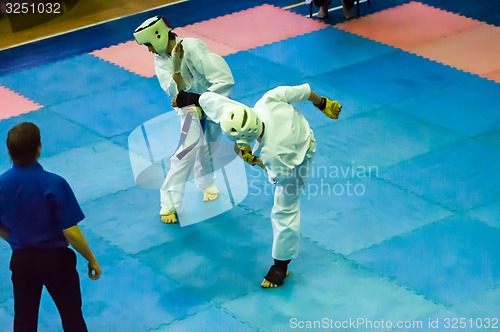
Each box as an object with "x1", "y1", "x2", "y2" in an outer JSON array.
[{"x1": 0, "y1": 122, "x2": 101, "y2": 332}]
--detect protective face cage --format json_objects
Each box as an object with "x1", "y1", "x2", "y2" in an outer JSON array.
[{"x1": 220, "y1": 107, "x2": 263, "y2": 146}]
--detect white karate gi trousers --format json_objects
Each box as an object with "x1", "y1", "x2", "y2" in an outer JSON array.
[
  {"x1": 159, "y1": 107, "x2": 221, "y2": 215},
  {"x1": 271, "y1": 135, "x2": 316, "y2": 261}
]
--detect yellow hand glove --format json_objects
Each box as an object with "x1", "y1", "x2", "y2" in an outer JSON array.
[
  {"x1": 237, "y1": 145, "x2": 266, "y2": 170},
  {"x1": 240, "y1": 146, "x2": 256, "y2": 164},
  {"x1": 317, "y1": 97, "x2": 342, "y2": 119},
  {"x1": 239, "y1": 145, "x2": 251, "y2": 154}
]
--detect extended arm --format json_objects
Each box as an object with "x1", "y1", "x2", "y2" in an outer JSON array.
[
  {"x1": 199, "y1": 92, "x2": 246, "y2": 123},
  {"x1": 263, "y1": 83, "x2": 313, "y2": 104},
  {"x1": 264, "y1": 83, "x2": 342, "y2": 119},
  {"x1": 309, "y1": 90, "x2": 342, "y2": 119},
  {"x1": 63, "y1": 225, "x2": 101, "y2": 280},
  {"x1": 174, "y1": 90, "x2": 246, "y2": 123}
]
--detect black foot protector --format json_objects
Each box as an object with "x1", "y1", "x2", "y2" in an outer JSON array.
[{"x1": 263, "y1": 259, "x2": 291, "y2": 287}]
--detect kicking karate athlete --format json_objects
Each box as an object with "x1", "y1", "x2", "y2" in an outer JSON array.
[
  {"x1": 174, "y1": 83, "x2": 342, "y2": 287},
  {"x1": 134, "y1": 16, "x2": 234, "y2": 224}
]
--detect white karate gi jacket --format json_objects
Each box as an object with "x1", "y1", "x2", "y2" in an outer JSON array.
[
  {"x1": 200, "y1": 84, "x2": 316, "y2": 260},
  {"x1": 155, "y1": 37, "x2": 234, "y2": 215}
]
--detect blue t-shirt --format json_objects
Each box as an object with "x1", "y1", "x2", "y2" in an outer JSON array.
[{"x1": 0, "y1": 162, "x2": 84, "y2": 250}]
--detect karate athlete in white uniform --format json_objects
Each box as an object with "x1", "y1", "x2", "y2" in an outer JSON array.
[
  {"x1": 134, "y1": 16, "x2": 234, "y2": 224},
  {"x1": 173, "y1": 83, "x2": 342, "y2": 287}
]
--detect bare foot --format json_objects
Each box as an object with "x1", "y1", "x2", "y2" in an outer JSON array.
[
  {"x1": 317, "y1": 0, "x2": 331, "y2": 18},
  {"x1": 203, "y1": 191, "x2": 219, "y2": 202},
  {"x1": 161, "y1": 212, "x2": 178, "y2": 224},
  {"x1": 317, "y1": 7, "x2": 328, "y2": 19},
  {"x1": 203, "y1": 185, "x2": 219, "y2": 202},
  {"x1": 342, "y1": 0, "x2": 355, "y2": 19}
]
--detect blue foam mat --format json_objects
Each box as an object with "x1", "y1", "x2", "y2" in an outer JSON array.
[
  {"x1": 80, "y1": 186, "x2": 199, "y2": 255},
  {"x1": 224, "y1": 51, "x2": 306, "y2": 100},
  {"x1": 468, "y1": 199, "x2": 500, "y2": 229},
  {"x1": 49, "y1": 77, "x2": 168, "y2": 139},
  {"x1": 0, "y1": 305, "x2": 12, "y2": 331},
  {"x1": 392, "y1": 75, "x2": 500, "y2": 137},
  {"x1": 452, "y1": 287, "x2": 500, "y2": 322},
  {"x1": 135, "y1": 207, "x2": 275, "y2": 304},
  {"x1": 157, "y1": 306, "x2": 257, "y2": 331},
  {"x1": 77, "y1": 257, "x2": 209, "y2": 331},
  {"x1": 0, "y1": 0, "x2": 499, "y2": 329},
  {"x1": 0, "y1": 243, "x2": 11, "y2": 305},
  {"x1": 349, "y1": 216, "x2": 500, "y2": 306},
  {"x1": 379, "y1": 139, "x2": 500, "y2": 212},
  {"x1": 0, "y1": 108, "x2": 104, "y2": 172},
  {"x1": 299, "y1": 176, "x2": 454, "y2": 255},
  {"x1": 475, "y1": 124, "x2": 500, "y2": 150},
  {"x1": 0, "y1": 54, "x2": 140, "y2": 107},
  {"x1": 313, "y1": 106, "x2": 464, "y2": 169},
  {"x1": 40, "y1": 140, "x2": 136, "y2": 203},
  {"x1": 319, "y1": 50, "x2": 475, "y2": 105},
  {"x1": 222, "y1": 239, "x2": 440, "y2": 332},
  {"x1": 247, "y1": 27, "x2": 396, "y2": 77}
]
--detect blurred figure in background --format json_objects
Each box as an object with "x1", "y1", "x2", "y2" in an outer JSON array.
[{"x1": 310, "y1": 0, "x2": 356, "y2": 19}]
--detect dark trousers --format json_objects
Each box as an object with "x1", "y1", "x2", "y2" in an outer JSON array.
[
  {"x1": 10, "y1": 247, "x2": 88, "y2": 332},
  {"x1": 313, "y1": 0, "x2": 355, "y2": 6}
]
